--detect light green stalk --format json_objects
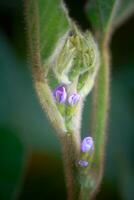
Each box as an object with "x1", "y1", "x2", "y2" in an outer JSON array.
[{"x1": 90, "y1": 39, "x2": 110, "y2": 198}]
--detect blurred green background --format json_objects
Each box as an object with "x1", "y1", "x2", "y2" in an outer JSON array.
[{"x1": 0, "y1": 1, "x2": 134, "y2": 200}]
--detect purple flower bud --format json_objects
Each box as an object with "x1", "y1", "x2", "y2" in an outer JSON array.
[
  {"x1": 78, "y1": 160, "x2": 88, "y2": 167},
  {"x1": 81, "y1": 137, "x2": 94, "y2": 153},
  {"x1": 53, "y1": 85, "x2": 67, "y2": 103},
  {"x1": 68, "y1": 93, "x2": 80, "y2": 106}
]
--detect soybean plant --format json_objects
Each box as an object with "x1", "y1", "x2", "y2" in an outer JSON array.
[{"x1": 24, "y1": 0, "x2": 134, "y2": 199}]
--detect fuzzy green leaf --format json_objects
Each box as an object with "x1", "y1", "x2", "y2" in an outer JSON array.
[{"x1": 25, "y1": 0, "x2": 69, "y2": 64}]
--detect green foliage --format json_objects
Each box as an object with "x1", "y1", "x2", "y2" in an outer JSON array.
[
  {"x1": 25, "y1": 0, "x2": 68, "y2": 63},
  {"x1": 87, "y1": 0, "x2": 134, "y2": 38},
  {"x1": 24, "y1": 0, "x2": 134, "y2": 199},
  {"x1": 87, "y1": 0, "x2": 119, "y2": 34},
  {"x1": 0, "y1": 0, "x2": 134, "y2": 198},
  {"x1": 113, "y1": 0, "x2": 134, "y2": 27}
]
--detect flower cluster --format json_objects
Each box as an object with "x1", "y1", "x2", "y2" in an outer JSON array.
[
  {"x1": 78, "y1": 136, "x2": 94, "y2": 168},
  {"x1": 53, "y1": 85, "x2": 80, "y2": 106}
]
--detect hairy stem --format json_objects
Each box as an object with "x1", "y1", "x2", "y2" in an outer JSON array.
[
  {"x1": 60, "y1": 133, "x2": 81, "y2": 200},
  {"x1": 90, "y1": 40, "x2": 110, "y2": 197},
  {"x1": 25, "y1": 0, "x2": 67, "y2": 136}
]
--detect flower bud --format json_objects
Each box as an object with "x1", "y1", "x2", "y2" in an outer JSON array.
[
  {"x1": 78, "y1": 160, "x2": 88, "y2": 167},
  {"x1": 53, "y1": 85, "x2": 67, "y2": 103},
  {"x1": 68, "y1": 93, "x2": 80, "y2": 106},
  {"x1": 81, "y1": 136, "x2": 94, "y2": 153},
  {"x1": 50, "y1": 26, "x2": 99, "y2": 94}
]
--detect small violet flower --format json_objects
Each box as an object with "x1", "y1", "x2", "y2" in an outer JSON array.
[
  {"x1": 81, "y1": 136, "x2": 94, "y2": 153},
  {"x1": 53, "y1": 85, "x2": 67, "y2": 104},
  {"x1": 68, "y1": 93, "x2": 80, "y2": 106},
  {"x1": 78, "y1": 160, "x2": 88, "y2": 167}
]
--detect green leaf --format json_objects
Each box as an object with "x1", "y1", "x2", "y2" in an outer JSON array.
[
  {"x1": 87, "y1": 0, "x2": 119, "y2": 35},
  {"x1": 25, "y1": 0, "x2": 69, "y2": 63},
  {"x1": 113, "y1": 0, "x2": 134, "y2": 28},
  {"x1": 87, "y1": 0, "x2": 134, "y2": 37}
]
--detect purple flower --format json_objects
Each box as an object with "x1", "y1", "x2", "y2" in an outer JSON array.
[
  {"x1": 81, "y1": 137, "x2": 94, "y2": 153},
  {"x1": 78, "y1": 160, "x2": 88, "y2": 167},
  {"x1": 53, "y1": 85, "x2": 67, "y2": 103},
  {"x1": 68, "y1": 93, "x2": 80, "y2": 106}
]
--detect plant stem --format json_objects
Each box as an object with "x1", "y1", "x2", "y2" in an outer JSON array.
[
  {"x1": 76, "y1": 39, "x2": 110, "y2": 200},
  {"x1": 60, "y1": 133, "x2": 81, "y2": 200},
  {"x1": 35, "y1": 37, "x2": 110, "y2": 200},
  {"x1": 90, "y1": 40, "x2": 110, "y2": 197},
  {"x1": 25, "y1": 0, "x2": 67, "y2": 136}
]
